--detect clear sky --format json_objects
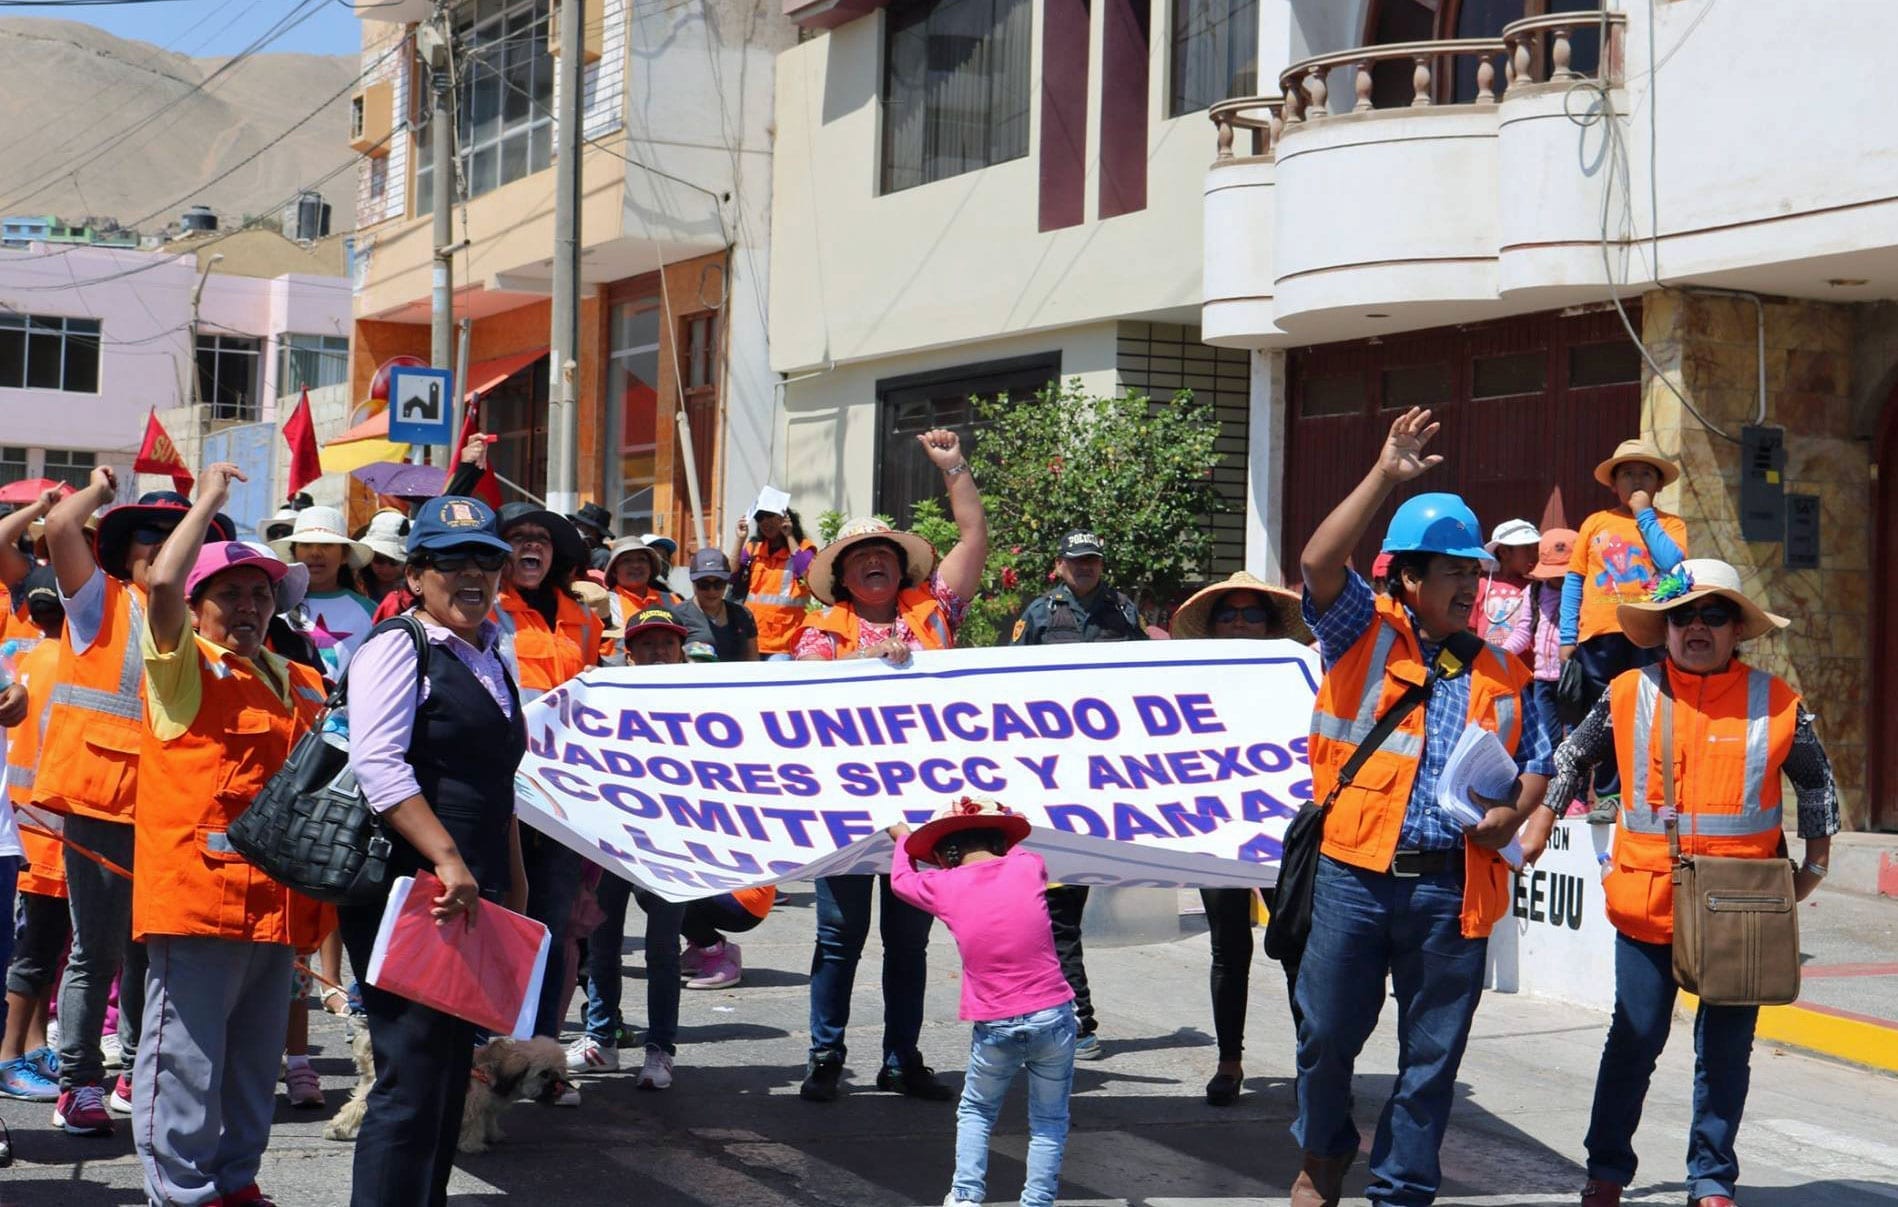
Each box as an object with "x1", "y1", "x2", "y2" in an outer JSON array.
[{"x1": 5, "y1": 0, "x2": 365, "y2": 58}]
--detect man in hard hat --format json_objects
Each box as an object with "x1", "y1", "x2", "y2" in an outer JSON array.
[{"x1": 1288, "y1": 407, "x2": 1554, "y2": 1207}]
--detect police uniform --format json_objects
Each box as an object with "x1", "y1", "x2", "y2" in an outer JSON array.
[{"x1": 1006, "y1": 532, "x2": 1144, "y2": 1050}]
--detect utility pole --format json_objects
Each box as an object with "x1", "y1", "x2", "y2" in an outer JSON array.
[
  {"x1": 424, "y1": 5, "x2": 455, "y2": 464},
  {"x1": 545, "y1": 0, "x2": 583, "y2": 515}
]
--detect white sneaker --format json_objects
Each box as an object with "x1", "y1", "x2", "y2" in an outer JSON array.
[
  {"x1": 943, "y1": 1194, "x2": 981, "y2": 1207},
  {"x1": 45, "y1": 1019, "x2": 59, "y2": 1051},
  {"x1": 564, "y1": 1035, "x2": 618, "y2": 1073},
  {"x1": 100, "y1": 1032, "x2": 123, "y2": 1071},
  {"x1": 636, "y1": 1045, "x2": 673, "y2": 1091}
]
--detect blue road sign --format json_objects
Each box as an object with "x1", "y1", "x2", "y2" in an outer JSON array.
[{"x1": 387, "y1": 366, "x2": 456, "y2": 446}]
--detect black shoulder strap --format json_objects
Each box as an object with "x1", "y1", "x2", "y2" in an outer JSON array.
[{"x1": 1323, "y1": 677, "x2": 1433, "y2": 810}]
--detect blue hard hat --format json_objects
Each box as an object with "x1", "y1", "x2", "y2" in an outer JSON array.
[{"x1": 1380, "y1": 493, "x2": 1492, "y2": 563}]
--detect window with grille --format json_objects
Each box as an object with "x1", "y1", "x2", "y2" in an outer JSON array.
[
  {"x1": 608, "y1": 298, "x2": 661, "y2": 534},
  {"x1": 43, "y1": 448, "x2": 95, "y2": 490},
  {"x1": 874, "y1": 353, "x2": 1058, "y2": 527},
  {"x1": 416, "y1": 0, "x2": 554, "y2": 215},
  {"x1": 277, "y1": 334, "x2": 350, "y2": 394},
  {"x1": 0, "y1": 313, "x2": 102, "y2": 393},
  {"x1": 880, "y1": 0, "x2": 1032, "y2": 194},
  {"x1": 196, "y1": 334, "x2": 261, "y2": 421},
  {"x1": 678, "y1": 312, "x2": 719, "y2": 525},
  {"x1": 1170, "y1": 0, "x2": 1258, "y2": 116}
]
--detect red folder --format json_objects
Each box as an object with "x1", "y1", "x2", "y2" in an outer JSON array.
[{"x1": 365, "y1": 873, "x2": 551, "y2": 1038}]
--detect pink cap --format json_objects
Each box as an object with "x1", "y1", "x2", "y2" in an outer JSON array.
[
  {"x1": 186, "y1": 540, "x2": 290, "y2": 599},
  {"x1": 1372, "y1": 552, "x2": 1394, "y2": 578}
]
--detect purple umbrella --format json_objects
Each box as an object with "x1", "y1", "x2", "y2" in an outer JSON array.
[{"x1": 351, "y1": 461, "x2": 449, "y2": 499}]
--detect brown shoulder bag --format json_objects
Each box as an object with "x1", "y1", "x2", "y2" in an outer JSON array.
[{"x1": 1660, "y1": 688, "x2": 1802, "y2": 1006}]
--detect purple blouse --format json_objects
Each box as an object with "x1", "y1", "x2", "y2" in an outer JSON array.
[{"x1": 348, "y1": 614, "x2": 514, "y2": 813}]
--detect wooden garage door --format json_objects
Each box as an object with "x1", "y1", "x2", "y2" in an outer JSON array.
[{"x1": 1284, "y1": 307, "x2": 1644, "y2": 580}]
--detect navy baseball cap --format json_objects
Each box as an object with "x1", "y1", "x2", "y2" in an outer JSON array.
[
  {"x1": 1059, "y1": 530, "x2": 1105, "y2": 559},
  {"x1": 406, "y1": 496, "x2": 512, "y2": 557}
]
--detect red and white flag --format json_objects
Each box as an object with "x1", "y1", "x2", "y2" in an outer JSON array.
[{"x1": 134, "y1": 408, "x2": 193, "y2": 494}]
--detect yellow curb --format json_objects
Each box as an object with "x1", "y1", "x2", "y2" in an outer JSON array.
[{"x1": 1679, "y1": 991, "x2": 1898, "y2": 1074}]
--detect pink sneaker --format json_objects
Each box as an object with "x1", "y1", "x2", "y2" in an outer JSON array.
[
  {"x1": 686, "y1": 941, "x2": 742, "y2": 990},
  {"x1": 53, "y1": 1084, "x2": 115, "y2": 1136},
  {"x1": 285, "y1": 1062, "x2": 324, "y2": 1109},
  {"x1": 107, "y1": 1072, "x2": 133, "y2": 1116},
  {"x1": 679, "y1": 942, "x2": 710, "y2": 978}
]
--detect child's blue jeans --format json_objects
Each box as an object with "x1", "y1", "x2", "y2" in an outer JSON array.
[{"x1": 952, "y1": 1001, "x2": 1075, "y2": 1207}]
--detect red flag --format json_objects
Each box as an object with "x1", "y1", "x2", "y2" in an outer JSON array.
[
  {"x1": 134, "y1": 409, "x2": 194, "y2": 495},
  {"x1": 457, "y1": 401, "x2": 502, "y2": 507},
  {"x1": 283, "y1": 387, "x2": 324, "y2": 497}
]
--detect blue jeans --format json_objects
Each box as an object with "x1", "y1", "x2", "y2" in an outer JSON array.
[
  {"x1": 808, "y1": 874, "x2": 933, "y2": 1067},
  {"x1": 1292, "y1": 856, "x2": 1488, "y2": 1207},
  {"x1": 1585, "y1": 933, "x2": 1758, "y2": 1200},
  {"x1": 585, "y1": 876, "x2": 684, "y2": 1053},
  {"x1": 954, "y1": 1003, "x2": 1076, "y2": 1207}
]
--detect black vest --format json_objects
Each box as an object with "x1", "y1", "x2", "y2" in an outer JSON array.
[{"x1": 397, "y1": 640, "x2": 527, "y2": 898}]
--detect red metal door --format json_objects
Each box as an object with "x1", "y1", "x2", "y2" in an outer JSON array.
[{"x1": 1284, "y1": 307, "x2": 1642, "y2": 583}]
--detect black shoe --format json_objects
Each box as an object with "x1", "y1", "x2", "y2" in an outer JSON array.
[
  {"x1": 1204, "y1": 1071, "x2": 1242, "y2": 1106},
  {"x1": 799, "y1": 1052, "x2": 843, "y2": 1103},
  {"x1": 874, "y1": 1057, "x2": 953, "y2": 1101}
]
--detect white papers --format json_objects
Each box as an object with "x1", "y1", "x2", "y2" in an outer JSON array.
[{"x1": 1437, "y1": 725, "x2": 1525, "y2": 869}]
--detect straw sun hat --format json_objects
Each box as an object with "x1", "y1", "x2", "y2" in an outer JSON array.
[
  {"x1": 1594, "y1": 438, "x2": 1681, "y2": 490},
  {"x1": 1168, "y1": 571, "x2": 1311, "y2": 643},
  {"x1": 807, "y1": 517, "x2": 938, "y2": 606},
  {"x1": 1615, "y1": 558, "x2": 1789, "y2": 649}
]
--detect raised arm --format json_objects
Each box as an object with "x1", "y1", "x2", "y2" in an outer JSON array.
[
  {"x1": 46, "y1": 466, "x2": 116, "y2": 597},
  {"x1": 1301, "y1": 407, "x2": 1443, "y2": 615},
  {"x1": 918, "y1": 429, "x2": 988, "y2": 603},
  {"x1": 0, "y1": 486, "x2": 59, "y2": 583},
  {"x1": 146, "y1": 463, "x2": 244, "y2": 656}
]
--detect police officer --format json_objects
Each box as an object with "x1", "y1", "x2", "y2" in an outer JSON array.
[
  {"x1": 1010, "y1": 530, "x2": 1144, "y2": 646},
  {"x1": 1008, "y1": 530, "x2": 1145, "y2": 1060}
]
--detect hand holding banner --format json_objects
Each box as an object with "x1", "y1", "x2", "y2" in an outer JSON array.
[{"x1": 514, "y1": 640, "x2": 1321, "y2": 902}]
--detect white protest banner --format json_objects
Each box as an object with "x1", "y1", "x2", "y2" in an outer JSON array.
[
  {"x1": 513, "y1": 640, "x2": 1321, "y2": 902},
  {"x1": 1485, "y1": 819, "x2": 1619, "y2": 1010}
]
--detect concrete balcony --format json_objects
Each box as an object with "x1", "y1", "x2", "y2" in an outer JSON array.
[{"x1": 1202, "y1": 13, "x2": 1626, "y2": 348}]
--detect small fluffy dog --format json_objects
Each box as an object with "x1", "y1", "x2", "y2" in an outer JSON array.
[{"x1": 325, "y1": 1029, "x2": 567, "y2": 1155}]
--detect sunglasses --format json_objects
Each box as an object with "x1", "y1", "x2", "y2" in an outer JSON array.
[
  {"x1": 1213, "y1": 604, "x2": 1273, "y2": 624},
  {"x1": 1665, "y1": 602, "x2": 1736, "y2": 629},
  {"x1": 423, "y1": 549, "x2": 509, "y2": 573},
  {"x1": 693, "y1": 578, "x2": 728, "y2": 591}
]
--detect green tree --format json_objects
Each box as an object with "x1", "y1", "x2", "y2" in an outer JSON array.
[{"x1": 963, "y1": 377, "x2": 1227, "y2": 645}]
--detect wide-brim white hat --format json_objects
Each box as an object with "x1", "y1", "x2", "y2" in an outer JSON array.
[
  {"x1": 269, "y1": 504, "x2": 373, "y2": 569},
  {"x1": 1615, "y1": 558, "x2": 1789, "y2": 648},
  {"x1": 807, "y1": 516, "x2": 938, "y2": 606},
  {"x1": 358, "y1": 508, "x2": 411, "y2": 562}
]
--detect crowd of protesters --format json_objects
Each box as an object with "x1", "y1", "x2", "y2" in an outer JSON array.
[{"x1": 0, "y1": 413, "x2": 1840, "y2": 1207}]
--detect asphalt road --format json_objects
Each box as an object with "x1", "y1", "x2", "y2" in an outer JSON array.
[{"x1": 5, "y1": 886, "x2": 1898, "y2": 1206}]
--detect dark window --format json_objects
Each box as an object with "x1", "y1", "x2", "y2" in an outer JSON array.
[
  {"x1": 880, "y1": 0, "x2": 1032, "y2": 194},
  {"x1": 678, "y1": 310, "x2": 720, "y2": 530},
  {"x1": 196, "y1": 334, "x2": 262, "y2": 421},
  {"x1": 875, "y1": 353, "x2": 1059, "y2": 526},
  {"x1": 416, "y1": 0, "x2": 554, "y2": 215},
  {"x1": 0, "y1": 312, "x2": 101, "y2": 393},
  {"x1": 1569, "y1": 339, "x2": 1642, "y2": 388},
  {"x1": 608, "y1": 298, "x2": 661, "y2": 533},
  {"x1": 1382, "y1": 362, "x2": 1451, "y2": 410},
  {"x1": 0, "y1": 446, "x2": 25, "y2": 487},
  {"x1": 1170, "y1": 0, "x2": 1259, "y2": 115},
  {"x1": 1301, "y1": 372, "x2": 1364, "y2": 417},
  {"x1": 1471, "y1": 350, "x2": 1546, "y2": 399},
  {"x1": 43, "y1": 448, "x2": 95, "y2": 490},
  {"x1": 484, "y1": 352, "x2": 552, "y2": 506}
]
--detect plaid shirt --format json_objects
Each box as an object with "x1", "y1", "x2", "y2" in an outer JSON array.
[{"x1": 1304, "y1": 571, "x2": 1554, "y2": 853}]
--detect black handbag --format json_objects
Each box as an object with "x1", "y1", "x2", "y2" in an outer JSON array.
[
  {"x1": 227, "y1": 616, "x2": 428, "y2": 905},
  {"x1": 1264, "y1": 629, "x2": 1485, "y2": 963}
]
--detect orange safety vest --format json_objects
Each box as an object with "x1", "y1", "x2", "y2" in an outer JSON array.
[
  {"x1": 800, "y1": 587, "x2": 953, "y2": 655},
  {"x1": 1602, "y1": 660, "x2": 1797, "y2": 945},
  {"x1": 133, "y1": 634, "x2": 333, "y2": 946},
  {"x1": 35, "y1": 576, "x2": 147, "y2": 821},
  {"x1": 0, "y1": 585, "x2": 35, "y2": 645},
  {"x1": 1307, "y1": 593, "x2": 1530, "y2": 939},
  {"x1": 6, "y1": 639, "x2": 66, "y2": 898},
  {"x1": 742, "y1": 538, "x2": 817, "y2": 656},
  {"x1": 496, "y1": 583, "x2": 602, "y2": 696}
]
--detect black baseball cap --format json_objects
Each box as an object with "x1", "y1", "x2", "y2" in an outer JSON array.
[{"x1": 1059, "y1": 530, "x2": 1105, "y2": 559}]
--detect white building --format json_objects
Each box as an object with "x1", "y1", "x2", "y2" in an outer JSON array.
[
  {"x1": 0, "y1": 230, "x2": 353, "y2": 531},
  {"x1": 768, "y1": 0, "x2": 1260, "y2": 570}
]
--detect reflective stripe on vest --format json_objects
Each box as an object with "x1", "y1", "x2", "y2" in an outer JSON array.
[
  {"x1": 1308, "y1": 622, "x2": 1425, "y2": 760},
  {"x1": 1622, "y1": 664, "x2": 1782, "y2": 836},
  {"x1": 45, "y1": 589, "x2": 145, "y2": 722}
]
